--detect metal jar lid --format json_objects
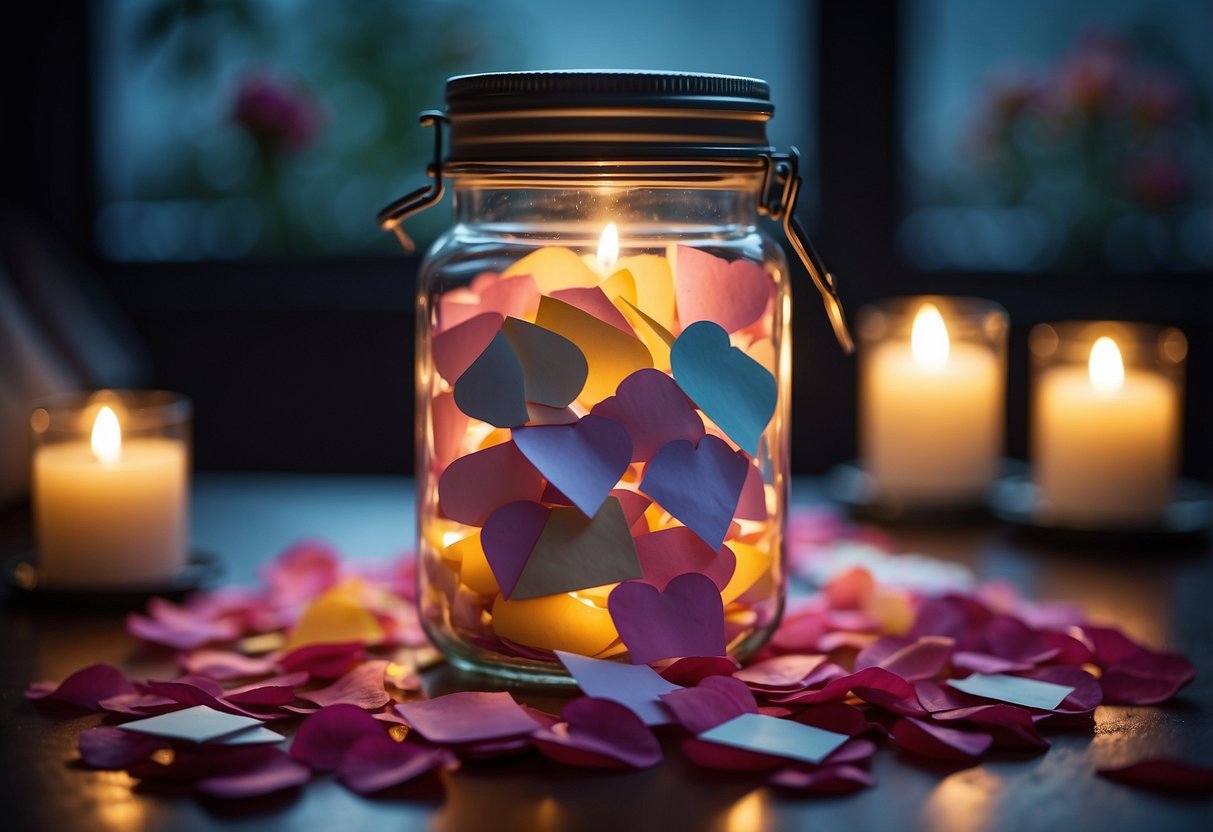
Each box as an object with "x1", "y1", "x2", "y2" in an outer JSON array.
[{"x1": 442, "y1": 70, "x2": 776, "y2": 162}]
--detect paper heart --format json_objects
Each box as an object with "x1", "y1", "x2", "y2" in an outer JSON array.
[
  {"x1": 452, "y1": 318, "x2": 588, "y2": 427},
  {"x1": 591, "y1": 369, "x2": 705, "y2": 462},
  {"x1": 513, "y1": 415, "x2": 632, "y2": 518},
  {"x1": 670, "y1": 321, "x2": 777, "y2": 456},
  {"x1": 639, "y1": 435, "x2": 749, "y2": 550},
  {"x1": 634, "y1": 527, "x2": 736, "y2": 592},
  {"x1": 507, "y1": 499, "x2": 642, "y2": 601},
  {"x1": 432, "y1": 312, "x2": 503, "y2": 385},
  {"x1": 551, "y1": 286, "x2": 635, "y2": 334},
  {"x1": 608, "y1": 573, "x2": 726, "y2": 665},
  {"x1": 535, "y1": 295, "x2": 653, "y2": 407},
  {"x1": 437, "y1": 441, "x2": 546, "y2": 526},
  {"x1": 673, "y1": 246, "x2": 772, "y2": 334},
  {"x1": 481, "y1": 501, "x2": 550, "y2": 598}
]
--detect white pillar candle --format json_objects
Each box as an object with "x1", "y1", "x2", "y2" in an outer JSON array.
[
  {"x1": 33, "y1": 405, "x2": 188, "y2": 587},
  {"x1": 861, "y1": 302, "x2": 1004, "y2": 506},
  {"x1": 1033, "y1": 336, "x2": 1179, "y2": 527}
]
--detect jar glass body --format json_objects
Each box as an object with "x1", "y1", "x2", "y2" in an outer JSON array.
[{"x1": 416, "y1": 169, "x2": 790, "y2": 682}]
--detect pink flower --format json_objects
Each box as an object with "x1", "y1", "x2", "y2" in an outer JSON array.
[
  {"x1": 1126, "y1": 154, "x2": 1188, "y2": 208},
  {"x1": 232, "y1": 74, "x2": 323, "y2": 154}
]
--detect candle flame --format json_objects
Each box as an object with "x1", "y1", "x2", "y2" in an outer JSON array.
[
  {"x1": 1089, "y1": 336, "x2": 1125, "y2": 392},
  {"x1": 91, "y1": 406, "x2": 122, "y2": 463},
  {"x1": 597, "y1": 222, "x2": 619, "y2": 272},
  {"x1": 911, "y1": 303, "x2": 950, "y2": 369}
]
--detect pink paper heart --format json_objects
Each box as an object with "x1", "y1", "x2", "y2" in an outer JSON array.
[
  {"x1": 608, "y1": 573, "x2": 726, "y2": 665},
  {"x1": 639, "y1": 435, "x2": 749, "y2": 550},
  {"x1": 513, "y1": 415, "x2": 632, "y2": 518},
  {"x1": 551, "y1": 286, "x2": 635, "y2": 334},
  {"x1": 674, "y1": 245, "x2": 772, "y2": 334},
  {"x1": 432, "y1": 312, "x2": 503, "y2": 385},
  {"x1": 437, "y1": 441, "x2": 545, "y2": 526},
  {"x1": 591, "y1": 368, "x2": 705, "y2": 462},
  {"x1": 634, "y1": 527, "x2": 736, "y2": 592},
  {"x1": 482, "y1": 501, "x2": 550, "y2": 598}
]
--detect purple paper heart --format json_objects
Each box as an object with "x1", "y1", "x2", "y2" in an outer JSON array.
[
  {"x1": 482, "y1": 501, "x2": 550, "y2": 598},
  {"x1": 639, "y1": 435, "x2": 749, "y2": 549},
  {"x1": 513, "y1": 415, "x2": 632, "y2": 518},
  {"x1": 591, "y1": 369, "x2": 705, "y2": 462},
  {"x1": 608, "y1": 573, "x2": 726, "y2": 665}
]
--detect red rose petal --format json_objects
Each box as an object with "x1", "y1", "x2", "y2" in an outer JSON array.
[
  {"x1": 855, "y1": 636, "x2": 955, "y2": 682},
  {"x1": 224, "y1": 673, "x2": 309, "y2": 707},
  {"x1": 891, "y1": 718, "x2": 993, "y2": 762},
  {"x1": 180, "y1": 650, "x2": 279, "y2": 681},
  {"x1": 933, "y1": 704, "x2": 1049, "y2": 751},
  {"x1": 824, "y1": 738, "x2": 878, "y2": 765},
  {"x1": 278, "y1": 642, "x2": 364, "y2": 679},
  {"x1": 1043, "y1": 630, "x2": 1095, "y2": 666},
  {"x1": 396, "y1": 691, "x2": 540, "y2": 745},
  {"x1": 1097, "y1": 757, "x2": 1213, "y2": 793},
  {"x1": 771, "y1": 667, "x2": 923, "y2": 715},
  {"x1": 25, "y1": 664, "x2": 133, "y2": 711},
  {"x1": 658, "y1": 656, "x2": 739, "y2": 686},
  {"x1": 769, "y1": 764, "x2": 876, "y2": 795},
  {"x1": 297, "y1": 660, "x2": 390, "y2": 710},
  {"x1": 138, "y1": 680, "x2": 275, "y2": 720},
  {"x1": 130, "y1": 745, "x2": 281, "y2": 782},
  {"x1": 659, "y1": 677, "x2": 756, "y2": 734},
  {"x1": 1099, "y1": 650, "x2": 1195, "y2": 705},
  {"x1": 1084, "y1": 625, "x2": 1145, "y2": 665},
  {"x1": 681, "y1": 737, "x2": 787, "y2": 771},
  {"x1": 915, "y1": 680, "x2": 986, "y2": 713},
  {"x1": 983, "y1": 616, "x2": 1059, "y2": 664},
  {"x1": 793, "y1": 703, "x2": 883, "y2": 737},
  {"x1": 77, "y1": 726, "x2": 167, "y2": 769},
  {"x1": 290, "y1": 704, "x2": 386, "y2": 772},
  {"x1": 195, "y1": 750, "x2": 310, "y2": 799},
  {"x1": 1020, "y1": 666, "x2": 1102, "y2": 713},
  {"x1": 336, "y1": 735, "x2": 456, "y2": 795},
  {"x1": 734, "y1": 654, "x2": 831, "y2": 692},
  {"x1": 532, "y1": 698, "x2": 662, "y2": 769}
]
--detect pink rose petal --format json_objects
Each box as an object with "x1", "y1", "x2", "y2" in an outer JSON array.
[
  {"x1": 770, "y1": 609, "x2": 828, "y2": 653},
  {"x1": 290, "y1": 704, "x2": 386, "y2": 772},
  {"x1": 891, "y1": 718, "x2": 993, "y2": 762},
  {"x1": 1099, "y1": 649, "x2": 1195, "y2": 705},
  {"x1": 824, "y1": 738, "x2": 878, "y2": 765},
  {"x1": 769, "y1": 764, "x2": 876, "y2": 795},
  {"x1": 1097, "y1": 757, "x2": 1213, "y2": 793},
  {"x1": 734, "y1": 654, "x2": 831, "y2": 692},
  {"x1": 591, "y1": 369, "x2": 705, "y2": 462},
  {"x1": 533, "y1": 698, "x2": 663, "y2": 769},
  {"x1": 951, "y1": 651, "x2": 1034, "y2": 675},
  {"x1": 854, "y1": 636, "x2": 955, "y2": 681},
  {"x1": 933, "y1": 705, "x2": 1049, "y2": 751},
  {"x1": 608, "y1": 573, "x2": 726, "y2": 665},
  {"x1": 298, "y1": 660, "x2": 390, "y2": 710},
  {"x1": 396, "y1": 691, "x2": 540, "y2": 745},
  {"x1": 633, "y1": 527, "x2": 736, "y2": 592},
  {"x1": 77, "y1": 726, "x2": 167, "y2": 769},
  {"x1": 127, "y1": 601, "x2": 243, "y2": 650},
  {"x1": 224, "y1": 673, "x2": 308, "y2": 707},
  {"x1": 25, "y1": 664, "x2": 133, "y2": 711},
  {"x1": 261, "y1": 541, "x2": 343, "y2": 605},
  {"x1": 770, "y1": 667, "x2": 922, "y2": 716},
  {"x1": 138, "y1": 680, "x2": 276, "y2": 720},
  {"x1": 180, "y1": 650, "x2": 279, "y2": 681},
  {"x1": 337, "y1": 735, "x2": 456, "y2": 795},
  {"x1": 659, "y1": 677, "x2": 757, "y2": 734},
  {"x1": 278, "y1": 642, "x2": 364, "y2": 679},
  {"x1": 983, "y1": 616, "x2": 1059, "y2": 664},
  {"x1": 658, "y1": 656, "x2": 739, "y2": 686},
  {"x1": 195, "y1": 750, "x2": 310, "y2": 799},
  {"x1": 824, "y1": 567, "x2": 875, "y2": 610},
  {"x1": 98, "y1": 691, "x2": 180, "y2": 716}
]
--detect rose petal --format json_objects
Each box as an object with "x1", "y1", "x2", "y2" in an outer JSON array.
[
  {"x1": 658, "y1": 656, "x2": 739, "y2": 686},
  {"x1": 770, "y1": 609, "x2": 828, "y2": 653},
  {"x1": 915, "y1": 680, "x2": 987, "y2": 714},
  {"x1": 25, "y1": 664, "x2": 133, "y2": 711},
  {"x1": 1043, "y1": 630, "x2": 1095, "y2": 666},
  {"x1": 396, "y1": 691, "x2": 540, "y2": 745},
  {"x1": 1099, "y1": 650, "x2": 1195, "y2": 705},
  {"x1": 278, "y1": 642, "x2": 364, "y2": 679},
  {"x1": 769, "y1": 764, "x2": 876, "y2": 795},
  {"x1": 261, "y1": 541, "x2": 343, "y2": 605},
  {"x1": 127, "y1": 598, "x2": 242, "y2": 650},
  {"x1": 659, "y1": 677, "x2": 757, "y2": 734},
  {"x1": 933, "y1": 705, "x2": 1049, "y2": 751},
  {"x1": 734, "y1": 654, "x2": 830, "y2": 692},
  {"x1": 681, "y1": 737, "x2": 787, "y2": 771},
  {"x1": 290, "y1": 704, "x2": 386, "y2": 772},
  {"x1": 1097, "y1": 757, "x2": 1213, "y2": 793},
  {"x1": 137, "y1": 680, "x2": 275, "y2": 720},
  {"x1": 1020, "y1": 666, "x2": 1102, "y2": 713},
  {"x1": 951, "y1": 651, "x2": 1035, "y2": 675},
  {"x1": 891, "y1": 718, "x2": 993, "y2": 762},
  {"x1": 336, "y1": 735, "x2": 456, "y2": 795},
  {"x1": 793, "y1": 703, "x2": 883, "y2": 737},
  {"x1": 297, "y1": 660, "x2": 390, "y2": 710},
  {"x1": 983, "y1": 616, "x2": 1059, "y2": 664},
  {"x1": 1084, "y1": 625, "x2": 1145, "y2": 665},
  {"x1": 180, "y1": 650, "x2": 279, "y2": 681},
  {"x1": 77, "y1": 726, "x2": 167, "y2": 769},
  {"x1": 770, "y1": 667, "x2": 923, "y2": 715},
  {"x1": 224, "y1": 673, "x2": 309, "y2": 707},
  {"x1": 195, "y1": 750, "x2": 310, "y2": 799},
  {"x1": 824, "y1": 738, "x2": 878, "y2": 765},
  {"x1": 824, "y1": 567, "x2": 876, "y2": 610},
  {"x1": 532, "y1": 698, "x2": 662, "y2": 769},
  {"x1": 98, "y1": 691, "x2": 180, "y2": 716},
  {"x1": 855, "y1": 636, "x2": 954, "y2": 681},
  {"x1": 130, "y1": 745, "x2": 281, "y2": 782}
]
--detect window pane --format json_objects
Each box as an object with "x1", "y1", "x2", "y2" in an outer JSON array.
[
  {"x1": 900, "y1": 0, "x2": 1212, "y2": 273},
  {"x1": 94, "y1": 0, "x2": 816, "y2": 261}
]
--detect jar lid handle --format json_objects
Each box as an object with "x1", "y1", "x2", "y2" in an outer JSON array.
[
  {"x1": 376, "y1": 111, "x2": 448, "y2": 252},
  {"x1": 761, "y1": 149, "x2": 854, "y2": 354}
]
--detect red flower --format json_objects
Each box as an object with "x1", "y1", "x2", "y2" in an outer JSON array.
[{"x1": 232, "y1": 74, "x2": 323, "y2": 154}]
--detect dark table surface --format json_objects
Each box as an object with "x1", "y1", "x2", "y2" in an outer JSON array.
[{"x1": 1, "y1": 473, "x2": 1210, "y2": 832}]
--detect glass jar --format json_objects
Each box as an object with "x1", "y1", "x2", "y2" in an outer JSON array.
[{"x1": 381, "y1": 71, "x2": 851, "y2": 683}]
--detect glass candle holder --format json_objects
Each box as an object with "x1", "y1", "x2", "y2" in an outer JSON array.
[
  {"x1": 380, "y1": 71, "x2": 853, "y2": 683},
  {"x1": 30, "y1": 390, "x2": 192, "y2": 588},
  {"x1": 1029, "y1": 321, "x2": 1186, "y2": 529},
  {"x1": 858, "y1": 296, "x2": 1008, "y2": 510}
]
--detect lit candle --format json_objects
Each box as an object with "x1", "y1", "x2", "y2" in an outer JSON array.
[
  {"x1": 33, "y1": 402, "x2": 189, "y2": 587},
  {"x1": 1033, "y1": 334, "x2": 1180, "y2": 526},
  {"x1": 860, "y1": 299, "x2": 1005, "y2": 506}
]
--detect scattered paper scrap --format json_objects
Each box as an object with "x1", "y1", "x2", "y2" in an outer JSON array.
[
  {"x1": 557, "y1": 651, "x2": 681, "y2": 726},
  {"x1": 698, "y1": 713, "x2": 849, "y2": 765},
  {"x1": 948, "y1": 673, "x2": 1076, "y2": 711},
  {"x1": 118, "y1": 705, "x2": 263, "y2": 744}
]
